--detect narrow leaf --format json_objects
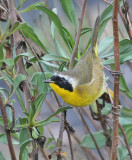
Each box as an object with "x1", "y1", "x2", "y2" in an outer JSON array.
[
  {"x1": 0, "y1": 151, "x2": 6, "y2": 160},
  {"x1": 35, "y1": 106, "x2": 72, "y2": 126},
  {"x1": 34, "y1": 117, "x2": 60, "y2": 127},
  {"x1": 81, "y1": 131, "x2": 107, "y2": 149},
  {"x1": 60, "y1": 0, "x2": 76, "y2": 30},
  {"x1": 19, "y1": 139, "x2": 32, "y2": 160}
]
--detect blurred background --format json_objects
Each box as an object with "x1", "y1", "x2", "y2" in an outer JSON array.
[{"x1": 0, "y1": 0, "x2": 132, "y2": 160}]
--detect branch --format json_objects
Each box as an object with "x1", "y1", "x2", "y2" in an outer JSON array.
[
  {"x1": 119, "y1": 1, "x2": 132, "y2": 42},
  {"x1": 103, "y1": 0, "x2": 132, "y2": 42},
  {"x1": 77, "y1": 109, "x2": 104, "y2": 160},
  {"x1": 69, "y1": 0, "x2": 87, "y2": 70},
  {"x1": 40, "y1": 147, "x2": 49, "y2": 160},
  {"x1": 111, "y1": 0, "x2": 120, "y2": 159},
  {"x1": 0, "y1": 96, "x2": 17, "y2": 160},
  {"x1": 8, "y1": 0, "x2": 31, "y2": 111},
  {"x1": 57, "y1": 110, "x2": 65, "y2": 160},
  {"x1": 65, "y1": 121, "x2": 74, "y2": 160},
  {"x1": 20, "y1": 31, "x2": 44, "y2": 73}
]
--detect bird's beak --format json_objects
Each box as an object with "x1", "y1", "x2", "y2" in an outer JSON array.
[{"x1": 44, "y1": 79, "x2": 54, "y2": 83}]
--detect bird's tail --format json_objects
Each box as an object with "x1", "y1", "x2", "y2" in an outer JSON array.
[{"x1": 91, "y1": 16, "x2": 100, "y2": 57}]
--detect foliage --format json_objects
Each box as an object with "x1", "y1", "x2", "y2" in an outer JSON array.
[{"x1": 0, "y1": 0, "x2": 132, "y2": 160}]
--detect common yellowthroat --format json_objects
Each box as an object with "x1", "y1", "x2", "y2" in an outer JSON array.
[{"x1": 44, "y1": 16, "x2": 107, "y2": 107}]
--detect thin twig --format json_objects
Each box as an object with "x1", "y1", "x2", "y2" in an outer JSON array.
[
  {"x1": 40, "y1": 147, "x2": 49, "y2": 160},
  {"x1": 119, "y1": 124, "x2": 132, "y2": 159},
  {"x1": 77, "y1": 109, "x2": 104, "y2": 160},
  {"x1": 69, "y1": 0, "x2": 87, "y2": 70},
  {"x1": 65, "y1": 124, "x2": 74, "y2": 160},
  {"x1": 103, "y1": 0, "x2": 132, "y2": 42},
  {"x1": 0, "y1": 96, "x2": 17, "y2": 160},
  {"x1": 111, "y1": 0, "x2": 120, "y2": 159},
  {"x1": 32, "y1": 140, "x2": 38, "y2": 160},
  {"x1": 57, "y1": 110, "x2": 65, "y2": 160},
  {"x1": 20, "y1": 31, "x2": 44, "y2": 73},
  {"x1": 52, "y1": 92, "x2": 61, "y2": 107},
  {"x1": 82, "y1": 108, "x2": 101, "y2": 131}
]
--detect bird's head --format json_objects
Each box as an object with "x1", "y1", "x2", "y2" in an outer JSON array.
[{"x1": 44, "y1": 72, "x2": 78, "y2": 92}]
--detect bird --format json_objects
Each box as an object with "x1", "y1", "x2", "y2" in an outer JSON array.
[{"x1": 44, "y1": 16, "x2": 108, "y2": 107}]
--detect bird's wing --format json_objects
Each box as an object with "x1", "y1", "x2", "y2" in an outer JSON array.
[
  {"x1": 73, "y1": 16, "x2": 100, "y2": 85},
  {"x1": 73, "y1": 49, "x2": 94, "y2": 84}
]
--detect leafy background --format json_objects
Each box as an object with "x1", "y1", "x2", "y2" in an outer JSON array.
[{"x1": 0, "y1": 0, "x2": 132, "y2": 160}]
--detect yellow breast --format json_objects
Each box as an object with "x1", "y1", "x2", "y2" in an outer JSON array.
[{"x1": 49, "y1": 81, "x2": 106, "y2": 107}]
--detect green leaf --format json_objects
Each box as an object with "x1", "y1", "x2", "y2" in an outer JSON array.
[
  {"x1": 19, "y1": 3, "x2": 69, "y2": 49},
  {"x1": 99, "y1": 17, "x2": 111, "y2": 38},
  {"x1": 0, "y1": 41, "x2": 7, "y2": 60},
  {"x1": 3, "y1": 18, "x2": 11, "y2": 38},
  {"x1": 19, "y1": 2, "x2": 45, "y2": 13},
  {"x1": 103, "y1": 52, "x2": 132, "y2": 65},
  {"x1": 37, "y1": 125, "x2": 44, "y2": 135},
  {"x1": 119, "y1": 116, "x2": 132, "y2": 126},
  {"x1": 0, "y1": 88, "x2": 9, "y2": 97},
  {"x1": 21, "y1": 23, "x2": 48, "y2": 52},
  {"x1": 19, "y1": 128, "x2": 29, "y2": 146},
  {"x1": 120, "y1": 75, "x2": 132, "y2": 99},
  {"x1": 34, "y1": 117, "x2": 60, "y2": 127},
  {"x1": 5, "y1": 75, "x2": 14, "y2": 85},
  {"x1": 17, "y1": 0, "x2": 28, "y2": 10},
  {"x1": 54, "y1": 40, "x2": 71, "y2": 58},
  {"x1": 125, "y1": 126, "x2": 132, "y2": 145},
  {"x1": 16, "y1": 89, "x2": 27, "y2": 114},
  {"x1": 0, "y1": 151, "x2": 6, "y2": 160},
  {"x1": 81, "y1": 131, "x2": 106, "y2": 149},
  {"x1": 38, "y1": 73, "x2": 48, "y2": 94},
  {"x1": 34, "y1": 106, "x2": 72, "y2": 127},
  {"x1": 90, "y1": 102, "x2": 98, "y2": 114},
  {"x1": 1, "y1": 59, "x2": 14, "y2": 67},
  {"x1": 5, "y1": 21, "x2": 47, "y2": 52},
  {"x1": 40, "y1": 60, "x2": 66, "y2": 70},
  {"x1": 99, "y1": 37, "x2": 113, "y2": 56},
  {"x1": 45, "y1": 137, "x2": 53, "y2": 148},
  {"x1": 13, "y1": 74, "x2": 26, "y2": 91},
  {"x1": 118, "y1": 146, "x2": 125, "y2": 160},
  {"x1": 31, "y1": 93, "x2": 47, "y2": 123},
  {"x1": 60, "y1": 0, "x2": 76, "y2": 30},
  {"x1": 5, "y1": 22, "x2": 26, "y2": 38},
  {"x1": 117, "y1": 145, "x2": 129, "y2": 160},
  {"x1": 14, "y1": 52, "x2": 30, "y2": 64},
  {"x1": 32, "y1": 127, "x2": 39, "y2": 139},
  {"x1": 19, "y1": 139, "x2": 33, "y2": 160},
  {"x1": 101, "y1": 103, "x2": 112, "y2": 115},
  {"x1": 42, "y1": 54, "x2": 70, "y2": 62},
  {"x1": 31, "y1": 72, "x2": 42, "y2": 85},
  {"x1": 62, "y1": 26, "x2": 74, "y2": 50},
  {"x1": 40, "y1": 62, "x2": 53, "y2": 73},
  {"x1": 47, "y1": 145, "x2": 56, "y2": 150},
  {"x1": 19, "y1": 117, "x2": 27, "y2": 125},
  {"x1": 51, "y1": 8, "x2": 71, "y2": 58},
  {"x1": 58, "y1": 62, "x2": 67, "y2": 72},
  {"x1": 121, "y1": 107, "x2": 132, "y2": 117},
  {"x1": 100, "y1": 5, "x2": 112, "y2": 23},
  {"x1": 0, "y1": 133, "x2": 19, "y2": 144},
  {"x1": 81, "y1": 28, "x2": 92, "y2": 36}
]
